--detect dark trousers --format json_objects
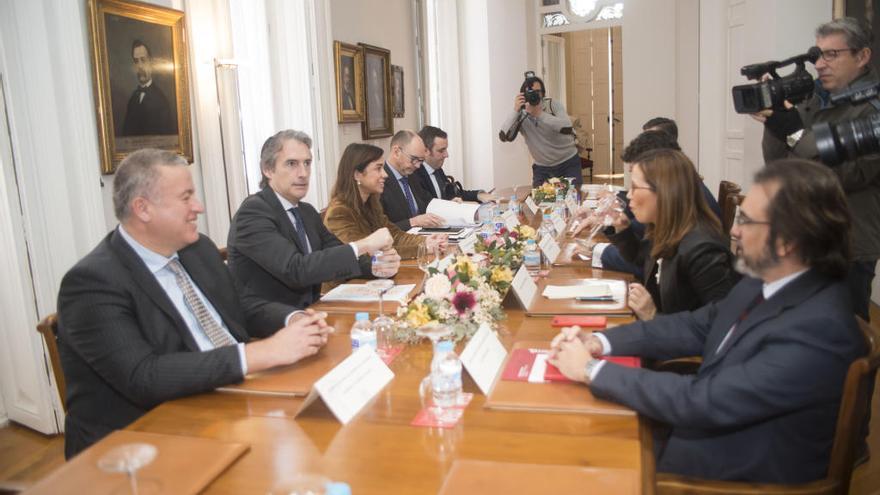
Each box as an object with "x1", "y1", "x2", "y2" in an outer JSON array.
[
  {"x1": 847, "y1": 260, "x2": 876, "y2": 322},
  {"x1": 531, "y1": 153, "x2": 583, "y2": 190}
]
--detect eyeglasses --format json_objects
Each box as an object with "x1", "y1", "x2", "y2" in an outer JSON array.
[
  {"x1": 397, "y1": 147, "x2": 425, "y2": 165},
  {"x1": 734, "y1": 212, "x2": 770, "y2": 227},
  {"x1": 817, "y1": 47, "x2": 858, "y2": 61}
]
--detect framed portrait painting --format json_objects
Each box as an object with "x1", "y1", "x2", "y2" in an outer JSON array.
[
  {"x1": 391, "y1": 65, "x2": 404, "y2": 118},
  {"x1": 88, "y1": 0, "x2": 193, "y2": 174},
  {"x1": 334, "y1": 41, "x2": 365, "y2": 123},
  {"x1": 359, "y1": 43, "x2": 393, "y2": 140}
]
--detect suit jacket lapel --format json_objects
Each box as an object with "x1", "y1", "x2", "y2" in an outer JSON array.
[
  {"x1": 260, "y1": 187, "x2": 307, "y2": 254},
  {"x1": 384, "y1": 163, "x2": 407, "y2": 209},
  {"x1": 109, "y1": 231, "x2": 201, "y2": 351},
  {"x1": 434, "y1": 167, "x2": 448, "y2": 199}
]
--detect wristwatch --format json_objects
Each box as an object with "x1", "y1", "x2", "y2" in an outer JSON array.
[
  {"x1": 786, "y1": 129, "x2": 804, "y2": 149},
  {"x1": 584, "y1": 359, "x2": 600, "y2": 384}
]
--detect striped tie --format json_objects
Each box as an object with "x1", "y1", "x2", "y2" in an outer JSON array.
[{"x1": 166, "y1": 259, "x2": 236, "y2": 348}]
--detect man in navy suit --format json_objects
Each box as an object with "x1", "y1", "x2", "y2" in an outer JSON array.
[
  {"x1": 550, "y1": 158, "x2": 865, "y2": 483},
  {"x1": 121, "y1": 40, "x2": 177, "y2": 136},
  {"x1": 380, "y1": 130, "x2": 444, "y2": 230},
  {"x1": 57, "y1": 149, "x2": 332, "y2": 458},
  {"x1": 413, "y1": 126, "x2": 494, "y2": 203}
]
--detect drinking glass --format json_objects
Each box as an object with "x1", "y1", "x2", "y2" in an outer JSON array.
[
  {"x1": 415, "y1": 323, "x2": 456, "y2": 423},
  {"x1": 417, "y1": 244, "x2": 438, "y2": 274},
  {"x1": 97, "y1": 443, "x2": 158, "y2": 495},
  {"x1": 365, "y1": 279, "x2": 394, "y2": 318}
]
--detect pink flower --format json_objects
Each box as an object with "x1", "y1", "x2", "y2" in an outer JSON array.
[
  {"x1": 509, "y1": 231, "x2": 519, "y2": 239},
  {"x1": 451, "y1": 290, "x2": 477, "y2": 315}
]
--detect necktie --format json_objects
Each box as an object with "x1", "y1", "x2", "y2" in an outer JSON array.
[
  {"x1": 399, "y1": 177, "x2": 418, "y2": 215},
  {"x1": 289, "y1": 206, "x2": 311, "y2": 254},
  {"x1": 166, "y1": 259, "x2": 236, "y2": 348},
  {"x1": 431, "y1": 170, "x2": 443, "y2": 198},
  {"x1": 716, "y1": 293, "x2": 765, "y2": 354}
]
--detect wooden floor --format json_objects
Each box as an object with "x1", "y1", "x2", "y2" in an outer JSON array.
[{"x1": 2, "y1": 306, "x2": 880, "y2": 493}]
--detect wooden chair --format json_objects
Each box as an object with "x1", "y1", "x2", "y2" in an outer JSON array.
[
  {"x1": 580, "y1": 148, "x2": 594, "y2": 184},
  {"x1": 717, "y1": 180, "x2": 742, "y2": 234},
  {"x1": 35, "y1": 313, "x2": 65, "y2": 413},
  {"x1": 655, "y1": 317, "x2": 880, "y2": 495}
]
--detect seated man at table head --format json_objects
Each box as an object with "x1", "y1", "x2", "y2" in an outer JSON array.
[
  {"x1": 57, "y1": 148, "x2": 332, "y2": 458},
  {"x1": 325, "y1": 142, "x2": 447, "y2": 259},
  {"x1": 414, "y1": 125, "x2": 495, "y2": 203},
  {"x1": 381, "y1": 129, "x2": 445, "y2": 230},
  {"x1": 550, "y1": 158, "x2": 864, "y2": 483},
  {"x1": 227, "y1": 129, "x2": 400, "y2": 308}
]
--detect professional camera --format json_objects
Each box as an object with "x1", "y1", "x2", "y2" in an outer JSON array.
[
  {"x1": 731, "y1": 47, "x2": 821, "y2": 113},
  {"x1": 813, "y1": 80, "x2": 880, "y2": 165},
  {"x1": 522, "y1": 70, "x2": 543, "y2": 106}
]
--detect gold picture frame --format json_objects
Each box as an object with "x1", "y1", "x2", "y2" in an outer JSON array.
[
  {"x1": 334, "y1": 41, "x2": 365, "y2": 123},
  {"x1": 87, "y1": 0, "x2": 193, "y2": 174},
  {"x1": 359, "y1": 43, "x2": 393, "y2": 140},
  {"x1": 391, "y1": 64, "x2": 404, "y2": 118}
]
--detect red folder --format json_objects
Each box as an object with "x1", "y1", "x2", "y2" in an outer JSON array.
[
  {"x1": 550, "y1": 315, "x2": 607, "y2": 328},
  {"x1": 501, "y1": 348, "x2": 640, "y2": 383}
]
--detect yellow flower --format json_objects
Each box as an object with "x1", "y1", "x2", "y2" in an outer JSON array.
[
  {"x1": 406, "y1": 303, "x2": 433, "y2": 327},
  {"x1": 455, "y1": 256, "x2": 478, "y2": 278},
  {"x1": 541, "y1": 183, "x2": 555, "y2": 195},
  {"x1": 516, "y1": 224, "x2": 536, "y2": 240},
  {"x1": 491, "y1": 266, "x2": 513, "y2": 284}
]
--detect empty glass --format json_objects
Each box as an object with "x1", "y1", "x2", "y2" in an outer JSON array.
[
  {"x1": 97, "y1": 443, "x2": 158, "y2": 495},
  {"x1": 417, "y1": 243, "x2": 438, "y2": 274}
]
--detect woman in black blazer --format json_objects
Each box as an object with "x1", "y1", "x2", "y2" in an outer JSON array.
[{"x1": 606, "y1": 148, "x2": 739, "y2": 320}]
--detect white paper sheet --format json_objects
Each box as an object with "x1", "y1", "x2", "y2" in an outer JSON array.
[
  {"x1": 320, "y1": 284, "x2": 415, "y2": 303},
  {"x1": 542, "y1": 284, "x2": 612, "y2": 300},
  {"x1": 426, "y1": 198, "x2": 480, "y2": 227}
]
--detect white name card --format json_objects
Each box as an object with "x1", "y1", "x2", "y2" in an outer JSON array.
[
  {"x1": 565, "y1": 196, "x2": 578, "y2": 215},
  {"x1": 502, "y1": 210, "x2": 520, "y2": 230},
  {"x1": 551, "y1": 212, "x2": 566, "y2": 234},
  {"x1": 459, "y1": 323, "x2": 508, "y2": 395},
  {"x1": 297, "y1": 347, "x2": 394, "y2": 424},
  {"x1": 511, "y1": 266, "x2": 538, "y2": 308},
  {"x1": 524, "y1": 196, "x2": 538, "y2": 214},
  {"x1": 538, "y1": 234, "x2": 561, "y2": 264},
  {"x1": 458, "y1": 232, "x2": 478, "y2": 254}
]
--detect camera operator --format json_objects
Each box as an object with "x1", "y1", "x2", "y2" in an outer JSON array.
[
  {"x1": 501, "y1": 74, "x2": 582, "y2": 189},
  {"x1": 753, "y1": 17, "x2": 879, "y2": 322}
]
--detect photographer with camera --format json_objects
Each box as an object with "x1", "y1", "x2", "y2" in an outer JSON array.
[
  {"x1": 500, "y1": 72, "x2": 582, "y2": 189},
  {"x1": 752, "y1": 17, "x2": 879, "y2": 322}
]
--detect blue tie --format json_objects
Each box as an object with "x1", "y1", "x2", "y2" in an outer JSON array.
[
  {"x1": 288, "y1": 207, "x2": 311, "y2": 254},
  {"x1": 399, "y1": 177, "x2": 418, "y2": 215}
]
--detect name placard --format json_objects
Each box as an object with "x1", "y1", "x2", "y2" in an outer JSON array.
[
  {"x1": 538, "y1": 234, "x2": 561, "y2": 264},
  {"x1": 458, "y1": 232, "x2": 478, "y2": 254},
  {"x1": 296, "y1": 348, "x2": 393, "y2": 424},
  {"x1": 551, "y1": 213, "x2": 566, "y2": 234},
  {"x1": 511, "y1": 266, "x2": 538, "y2": 308},
  {"x1": 502, "y1": 210, "x2": 520, "y2": 230},
  {"x1": 459, "y1": 323, "x2": 508, "y2": 395},
  {"x1": 524, "y1": 196, "x2": 538, "y2": 215}
]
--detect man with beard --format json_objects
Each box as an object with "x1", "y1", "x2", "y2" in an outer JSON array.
[
  {"x1": 121, "y1": 39, "x2": 177, "y2": 136},
  {"x1": 549, "y1": 158, "x2": 865, "y2": 483}
]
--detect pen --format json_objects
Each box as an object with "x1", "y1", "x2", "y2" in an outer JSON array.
[{"x1": 575, "y1": 295, "x2": 615, "y2": 301}]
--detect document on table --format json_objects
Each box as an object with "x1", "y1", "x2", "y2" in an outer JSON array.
[
  {"x1": 427, "y1": 198, "x2": 480, "y2": 227},
  {"x1": 459, "y1": 323, "x2": 508, "y2": 395},
  {"x1": 299, "y1": 347, "x2": 394, "y2": 424},
  {"x1": 321, "y1": 284, "x2": 415, "y2": 303},
  {"x1": 542, "y1": 283, "x2": 612, "y2": 300}
]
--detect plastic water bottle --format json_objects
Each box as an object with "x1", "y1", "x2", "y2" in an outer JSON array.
[
  {"x1": 508, "y1": 194, "x2": 521, "y2": 215},
  {"x1": 554, "y1": 196, "x2": 567, "y2": 220},
  {"x1": 480, "y1": 219, "x2": 494, "y2": 240},
  {"x1": 492, "y1": 205, "x2": 505, "y2": 232},
  {"x1": 431, "y1": 341, "x2": 462, "y2": 409},
  {"x1": 523, "y1": 239, "x2": 541, "y2": 274},
  {"x1": 350, "y1": 312, "x2": 376, "y2": 352},
  {"x1": 540, "y1": 213, "x2": 556, "y2": 238}
]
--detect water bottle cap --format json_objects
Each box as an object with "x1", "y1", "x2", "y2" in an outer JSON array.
[
  {"x1": 526, "y1": 239, "x2": 536, "y2": 245},
  {"x1": 355, "y1": 312, "x2": 370, "y2": 321},
  {"x1": 325, "y1": 482, "x2": 352, "y2": 495},
  {"x1": 436, "y1": 340, "x2": 454, "y2": 352},
  {"x1": 543, "y1": 213, "x2": 552, "y2": 219}
]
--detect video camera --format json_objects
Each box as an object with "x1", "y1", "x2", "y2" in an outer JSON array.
[
  {"x1": 731, "y1": 47, "x2": 821, "y2": 113},
  {"x1": 813, "y1": 80, "x2": 880, "y2": 166}
]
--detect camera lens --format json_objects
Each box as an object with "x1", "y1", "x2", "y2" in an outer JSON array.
[{"x1": 815, "y1": 113, "x2": 880, "y2": 166}]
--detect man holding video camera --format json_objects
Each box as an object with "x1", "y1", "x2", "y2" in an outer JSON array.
[
  {"x1": 755, "y1": 17, "x2": 879, "y2": 322},
  {"x1": 500, "y1": 72, "x2": 582, "y2": 190}
]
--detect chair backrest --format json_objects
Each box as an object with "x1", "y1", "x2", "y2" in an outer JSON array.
[
  {"x1": 718, "y1": 181, "x2": 742, "y2": 234},
  {"x1": 218, "y1": 246, "x2": 229, "y2": 262},
  {"x1": 35, "y1": 313, "x2": 65, "y2": 413},
  {"x1": 721, "y1": 192, "x2": 744, "y2": 236}
]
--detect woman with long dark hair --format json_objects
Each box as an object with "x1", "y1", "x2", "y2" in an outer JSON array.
[
  {"x1": 607, "y1": 148, "x2": 739, "y2": 320},
  {"x1": 324, "y1": 143, "x2": 446, "y2": 259}
]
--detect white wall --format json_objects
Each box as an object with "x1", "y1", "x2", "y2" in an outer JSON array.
[{"x1": 329, "y1": 0, "x2": 421, "y2": 193}]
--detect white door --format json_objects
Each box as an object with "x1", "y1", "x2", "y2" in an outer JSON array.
[
  {"x1": 0, "y1": 75, "x2": 61, "y2": 433},
  {"x1": 542, "y1": 34, "x2": 567, "y2": 109}
]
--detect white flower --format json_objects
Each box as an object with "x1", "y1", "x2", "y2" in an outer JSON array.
[{"x1": 424, "y1": 274, "x2": 453, "y2": 300}]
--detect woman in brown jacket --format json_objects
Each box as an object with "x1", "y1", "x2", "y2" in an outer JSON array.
[{"x1": 324, "y1": 143, "x2": 446, "y2": 259}]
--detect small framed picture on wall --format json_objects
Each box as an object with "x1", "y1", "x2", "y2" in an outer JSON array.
[{"x1": 333, "y1": 41, "x2": 365, "y2": 123}]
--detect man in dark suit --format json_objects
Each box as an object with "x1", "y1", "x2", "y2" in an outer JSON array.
[
  {"x1": 227, "y1": 130, "x2": 399, "y2": 308},
  {"x1": 380, "y1": 129, "x2": 444, "y2": 231},
  {"x1": 413, "y1": 125, "x2": 494, "y2": 203},
  {"x1": 121, "y1": 40, "x2": 177, "y2": 136},
  {"x1": 57, "y1": 149, "x2": 332, "y2": 458},
  {"x1": 550, "y1": 159, "x2": 865, "y2": 483}
]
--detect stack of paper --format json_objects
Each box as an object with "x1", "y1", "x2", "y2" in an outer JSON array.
[
  {"x1": 542, "y1": 283, "x2": 612, "y2": 300},
  {"x1": 427, "y1": 198, "x2": 480, "y2": 227},
  {"x1": 320, "y1": 284, "x2": 415, "y2": 303}
]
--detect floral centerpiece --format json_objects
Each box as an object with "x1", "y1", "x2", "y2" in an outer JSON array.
[
  {"x1": 532, "y1": 177, "x2": 572, "y2": 203},
  {"x1": 474, "y1": 224, "x2": 537, "y2": 287}
]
